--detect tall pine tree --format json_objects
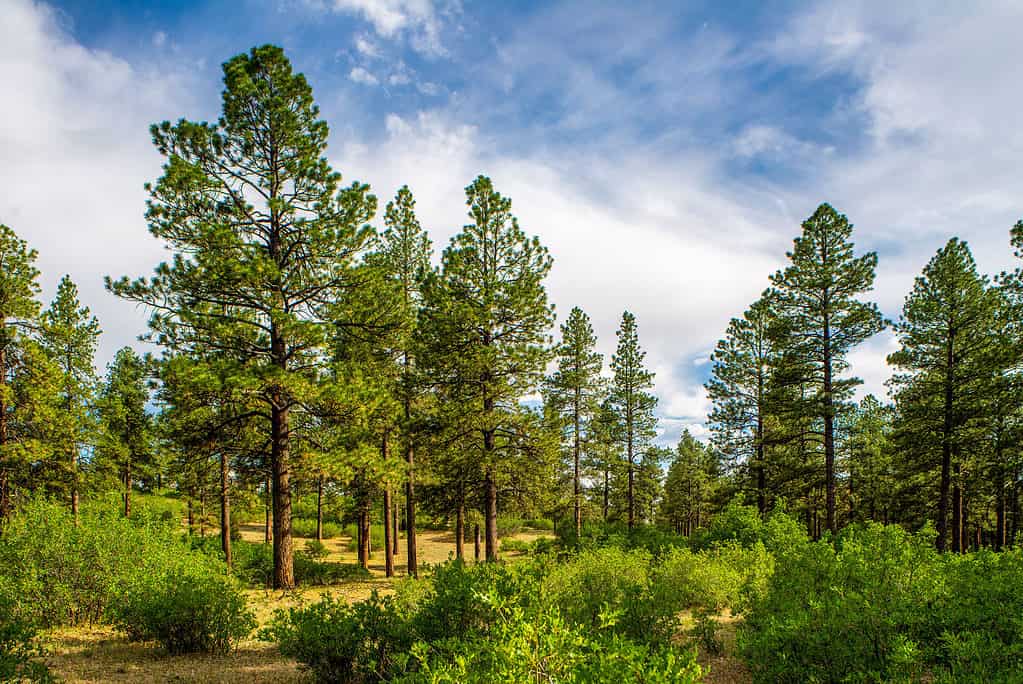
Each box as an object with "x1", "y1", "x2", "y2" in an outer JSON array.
[
  {"x1": 609, "y1": 310, "x2": 657, "y2": 529},
  {"x1": 109, "y1": 45, "x2": 376, "y2": 587},
  {"x1": 419, "y1": 175, "x2": 554, "y2": 560},
  {"x1": 770, "y1": 204, "x2": 884, "y2": 534}
]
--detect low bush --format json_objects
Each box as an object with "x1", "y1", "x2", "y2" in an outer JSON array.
[
  {"x1": 0, "y1": 593, "x2": 53, "y2": 683},
  {"x1": 302, "y1": 539, "x2": 330, "y2": 559},
  {"x1": 265, "y1": 593, "x2": 414, "y2": 683},
  {"x1": 342, "y1": 523, "x2": 387, "y2": 551},
  {"x1": 293, "y1": 517, "x2": 342, "y2": 539},
  {"x1": 523, "y1": 517, "x2": 555, "y2": 531},
  {"x1": 495, "y1": 514, "x2": 523, "y2": 537},
  {"x1": 114, "y1": 558, "x2": 255, "y2": 654}
]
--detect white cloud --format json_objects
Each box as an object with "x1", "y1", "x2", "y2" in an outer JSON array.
[
  {"x1": 353, "y1": 33, "x2": 380, "y2": 58},
  {"x1": 348, "y1": 65, "x2": 379, "y2": 85},
  {"x1": 319, "y1": 0, "x2": 449, "y2": 57}
]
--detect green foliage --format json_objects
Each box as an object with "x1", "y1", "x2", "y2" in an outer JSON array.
[
  {"x1": 302, "y1": 539, "x2": 330, "y2": 559},
  {"x1": 523, "y1": 516, "x2": 554, "y2": 530},
  {"x1": 0, "y1": 498, "x2": 191, "y2": 626},
  {"x1": 495, "y1": 514, "x2": 523, "y2": 536},
  {"x1": 113, "y1": 558, "x2": 255, "y2": 654},
  {"x1": 0, "y1": 593, "x2": 53, "y2": 683},
  {"x1": 293, "y1": 516, "x2": 341, "y2": 539}
]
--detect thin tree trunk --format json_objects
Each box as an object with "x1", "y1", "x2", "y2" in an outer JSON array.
[
  {"x1": 823, "y1": 315, "x2": 836, "y2": 535},
  {"x1": 473, "y1": 524, "x2": 481, "y2": 562},
  {"x1": 200, "y1": 487, "x2": 206, "y2": 538},
  {"x1": 392, "y1": 496, "x2": 399, "y2": 556},
  {"x1": 382, "y1": 432, "x2": 394, "y2": 577},
  {"x1": 357, "y1": 505, "x2": 370, "y2": 569},
  {"x1": 406, "y1": 442, "x2": 418, "y2": 578},
  {"x1": 952, "y1": 465, "x2": 962, "y2": 554},
  {"x1": 627, "y1": 404, "x2": 635, "y2": 530},
  {"x1": 573, "y1": 389, "x2": 582, "y2": 538},
  {"x1": 220, "y1": 450, "x2": 232, "y2": 568},
  {"x1": 264, "y1": 474, "x2": 271, "y2": 545},
  {"x1": 484, "y1": 467, "x2": 498, "y2": 562},
  {"x1": 187, "y1": 494, "x2": 195, "y2": 535},
  {"x1": 938, "y1": 334, "x2": 954, "y2": 551},
  {"x1": 316, "y1": 474, "x2": 324, "y2": 543},
  {"x1": 996, "y1": 472, "x2": 1006, "y2": 551},
  {"x1": 603, "y1": 467, "x2": 609, "y2": 522},
  {"x1": 455, "y1": 498, "x2": 465, "y2": 560}
]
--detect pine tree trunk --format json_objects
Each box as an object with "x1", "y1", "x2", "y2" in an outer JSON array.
[
  {"x1": 603, "y1": 468, "x2": 609, "y2": 522},
  {"x1": 392, "y1": 497, "x2": 399, "y2": 556},
  {"x1": 574, "y1": 390, "x2": 582, "y2": 538},
  {"x1": 187, "y1": 495, "x2": 194, "y2": 535},
  {"x1": 406, "y1": 442, "x2": 418, "y2": 578},
  {"x1": 474, "y1": 524, "x2": 481, "y2": 562},
  {"x1": 382, "y1": 432, "x2": 394, "y2": 577},
  {"x1": 823, "y1": 316, "x2": 836, "y2": 535},
  {"x1": 996, "y1": 474, "x2": 1006, "y2": 551},
  {"x1": 627, "y1": 403, "x2": 635, "y2": 530},
  {"x1": 484, "y1": 468, "x2": 498, "y2": 562},
  {"x1": 952, "y1": 466, "x2": 962, "y2": 554},
  {"x1": 357, "y1": 506, "x2": 370, "y2": 569},
  {"x1": 264, "y1": 474, "x2": 271, "y2": 545},
  {"x1": 200, "y1": 487, "x2": 206, "y2": 537},
  {"x1": 316, "y1": 474, "x2": 323, "y2": 543},
  {"x1": 938, "y1": 336, "x2": 954, "y2": 551},
  {"x1": 271, "y1": 401, "x2": 295, "y2": 588},
  {"x1": 455, "y1": 498, "x2": 465, "y2": 560},
  {"x1": 220, "y1": 450, "x2": 232, "y2": 568}
]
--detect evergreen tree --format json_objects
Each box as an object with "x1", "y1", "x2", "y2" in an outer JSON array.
[
  {"x1": 419, "y1": 175, "x2": 554, "y2": 560},
  {"x1": 660, "y1": 430, "x2": 719, "y2": 535},
  {"x1": 889, "y1": 238, "x2": 995, "y2": 551},
  {"x1": 95, "y1": 347, "x2": 153, "y2": 518},
  {"x1": 39, "y1": 275, "x2": 100, "y2": 521},
  {"x1": 770, "y1": 203, "x2": 884, "y2": 534},
  {"x1": 845, "y1": 395, "x2": 895, "y2": 524},
  {"x1": 109, "y1": 45, "x2": 376, "y2": 588},
  {"x1": 0, "y1": 225, "x2": 44, "y2": 520},
  {"x1": 545, "y1": 306, "x2": 604, "y2": 537},
  {"x1": 706, "y1": 294, "x2": 779, "y2": 514},
  {"x1": 372, "y1": 185, "x2": 433, "y2": 577},
  {"x1": 609, "y1": 310, "x2": 657, "y2": 529}
]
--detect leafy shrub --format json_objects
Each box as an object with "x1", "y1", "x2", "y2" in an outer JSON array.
[
  {"x1": 0, "y1": 593, "x2": 53, "y2": 683},
  {"x1": 651, "y1": 542, "x2": 773, "y2": 616},
  {"x1": 739, "y1": 523, "x2": 935, "y2": 683},
  {"x1": 498, "y1": 538, "x2": 530, "y2": 553},
  {"x1": 342, "y1": 523, "x2": 386, "y2": 551},
  {"x1": 495, "y1": 514, "x2": 523, "y2": 536},
  {"x1": 264, "y1": 593, "x2": 414, "y2": 683},
  {"x1": 543, "y1": 547, "x2": 651, "y2": 635},
  {"x1": 523, "y1": 517, "x2": 555, "y2": 531},
  {"x1": 0, "y1": 499, "x2": 193, "y2": 626},
  {"x1": 114, "y1": 558, "x2": 255, "y2": 654},
  {"x1": 294, "y1": 554, "x2": 371, "y2": 585},
  {"x1": 293, "y1": 517, "x2": 342, "y2": 539},
  {"x1": 302, "y1": 539, "x2": 330, "y2": 560}
]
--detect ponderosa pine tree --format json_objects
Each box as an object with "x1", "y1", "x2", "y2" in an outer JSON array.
[
  {"x1": 545, "y1": 306, "x2": 604, "y2": 537},
  {"x1": 39, "y1": 275, "x2": 100, "y2": 522},
  {"x1": 889, "y1": 238, "x2": 995, "y2": 551},
  {"x1": 419, "y1": 175, "x2": 554, "y2": 561},
  {"x1": 373, "y1": 185, "x2": 433, "y2": 577},
  {"x1": 844, "y1": 395, "x2": 895, "y2": 524},
  {"x1": 96, "y1": 347, "x2": 152, "y2": 518},
  {"x1": 660, "y1": 430, "x2": 719, "y2": 535},
  {"x1": 609, "y1": 311, "x2": 657, "y2": 529},
  {"x1": 0, "y1": 225, "x2": 44, "y2": 521},
  {"x1": 109, "y1": 45, "x2": 376, "y2": 587},
  {"x1": 770, "y1": 204, "x2": 884, "y2": 534},
  {"x1": 706, "y1": 294, "x2": 779, "y2": 514}
]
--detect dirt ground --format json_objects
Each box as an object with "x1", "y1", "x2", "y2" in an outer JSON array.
[{"x1": 43, "y1": 525, "x2": 751, "y2": 683}]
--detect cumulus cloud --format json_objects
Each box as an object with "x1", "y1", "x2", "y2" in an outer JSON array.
[
  {"x1": 348, "y1": 65, "x2": 379, "y2": 85},
  {"x1": 316, "y1": 0, "x2": 452, "y2": 57},
  {"x1": 0, "y1": 0, "x2": 197, "y2": 369}
]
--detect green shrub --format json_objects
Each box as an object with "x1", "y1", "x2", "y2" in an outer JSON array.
[
  {"x1": 293, "y1": 517, "x2": 341, "y2": 539},
  {"x1": 0, "y1": 498, "x2": 191, "y2": 626},
  {"x1": 302, "y1": 539, "x2": 330, "y2": 559},
  {"x1": 738, "y1": 523, "x2": 935, "y2": 683},
  {"x1": 342, "y1": 523, "x2": 386, "y2": 551},
  {"x1": 294, "y1": 555, "x2": 371, "y2": 585},
  {"x1": 499, "y1": 538, "x2": 530, "y2": 553},
  {"x1": 0, "y1": 593, "x2": 53, "y2": 683},
  {"x1": 523, "y1": 517, "x2": 555, "y2": 531},
  {"x1": 265, "y1": 593, "x2": 414, "y2": 683},
  {"x1": 114, "y1": 557, "x2": 255, "y2": 654},
  {"x1": 496, "y1": 514, "x2": 523, "y2": 536},
  {"x1": 543, "y1": 547, "x2": 651, "y2": 635}
]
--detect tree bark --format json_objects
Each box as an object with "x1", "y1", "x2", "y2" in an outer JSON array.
[
  {"x1": 383, "y1": 432, "x2": 394, "y2": 578},
  {"x1": 474, "y1": 523, "x2": 481, "y2": 562},
  {"x1": 220, "y1": 450, "x2": 232, "y2": 568},
  {"x1": 316, "y1": 474, "x2": 323, "y2": 542},
  {"x1": 187, "y1": 494, "x2": 195, "y2": 535},
  {"x1": 200, "y1": 486, "x2": 206, "y2": 538},
  {"x1": 952, "y1": 470, "x2": 962, "y2": 554},
  {"x1": 264, "y1": 474, "x2": 271, "y2": 545},
  {"x1": 357, "y1": 505, "x2": 370, "y2": 569},
  {"x1": 938, "y1": 333, "x2": 954, "y2": 551},
  {"x1": 455, "y1": 499, "x2": 465, "y2": 560},
  {"x1": 271, "y1": 401, "x2": 295, "y2": 588},
  {"x1": 392, "y1": 496, "x2": 399, "y2": 556},
  {"x1": 484, "y1": 467, "x2": 498, "y2": 562},
  {"x1": 406, "y1": 443, "x2": 418, "y2": 577}
]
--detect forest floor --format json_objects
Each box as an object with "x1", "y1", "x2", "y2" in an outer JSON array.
[{"x1": 42, "y1": 524, "x2": 750, "y2": 683}]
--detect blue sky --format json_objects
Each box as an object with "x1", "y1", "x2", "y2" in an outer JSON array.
[{"x1": 3, "y1": 0, "x2": 1022, "y2": 445}]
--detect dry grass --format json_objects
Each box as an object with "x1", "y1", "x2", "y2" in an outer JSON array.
[{"x1": 43, "y1": 525, "x2": 553, "y2": 683}]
